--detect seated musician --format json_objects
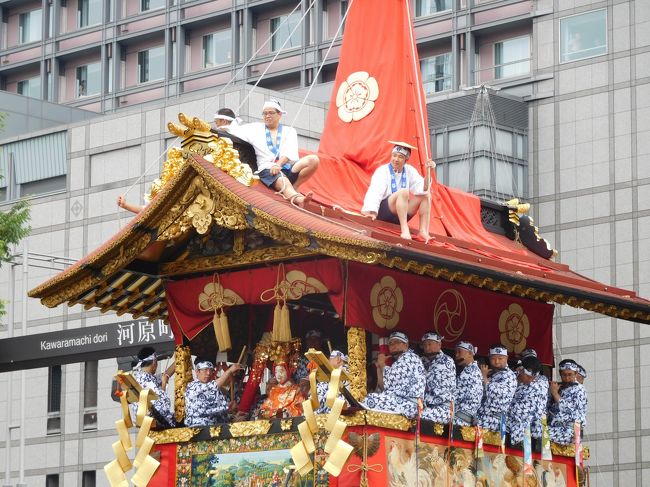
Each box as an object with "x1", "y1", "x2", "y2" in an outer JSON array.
[
  {"x1": 548, "y1": 359, "x2": 587, "y2": 445},
  {"x1": 295, "y1": 329, "x2": 325, "y2": 384},
  {"x1": 185, "y1": 357, "x2": 242, "y2": 427},
  {"x1": 453, "y1": 341, "x2": 483, "y2": 426},
  {"x1": 362, "y1": 331, "x2": 425, "y2": 419},
  {"x1": 130, "y1": 347, "x2": 176, "y2": 428},
  {"x1": 361, "y1": 142, "x2": 435, "y2": 241},
  {"x1": 420, "y1": 332, "x2": 456, "y2": 423},
  {"x1": 258, "y1": 361, "x2": 306, "y2": 419},
  {"x1": 315, "y1": 350, "x2": 349, "y2": 414},
  {"x1": 507, "y1": 356, "x2": 548, "y2": 444},
  {"x1": 476, "y1": 344, "x2": 517, "y2": 431}
]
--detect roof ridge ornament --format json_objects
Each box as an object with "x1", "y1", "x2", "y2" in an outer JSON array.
[{"x1": 149, "y1": 113, "x2": 258, "y2": 203}]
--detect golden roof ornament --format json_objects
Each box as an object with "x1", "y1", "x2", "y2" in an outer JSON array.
[{"x1": 147, "y1": 113, "x2": 258, "y2": 202}]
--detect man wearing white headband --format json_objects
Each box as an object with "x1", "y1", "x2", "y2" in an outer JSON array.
[
  {"x1": 361, "y1": 141, "x2": 436, "y2": 240},
  {"x1": 130, "y1": 347, "x2": 176, "y2": 427},
  {"x1": 476, "y1": 344, "x2": 517, "y2": 432},
  {"x1": 507, "y1": 356, "x2": 548, "y2": 444},
  {"x1": 315, "y1": 350, "x2": 349, "y2": 414},
  {"x1": 228, "y1": 99, "x2": 319, "y2": 206},
  {"x1": 362, "y1": 331, "x2": 425, "y2": 419},
  {"x1": 420, "y1": 332, "x2": 456, "y2": 423},
  {"x1": 548, "y1": 359, "x2": 587, "y2": 445},
  {"x1": 185, "y1": 357, "x2": 243, "y2": 427},
  {"x1": 453, "y1": 341, "x2": 483, "y2": 426},
  {"x1": 213, "y1": 107, "x2": 241, "y2": 129}
]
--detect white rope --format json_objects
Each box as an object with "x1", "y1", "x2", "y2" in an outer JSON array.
[
  {"x1": 236, "y1": 0, "x2": 316, "y2": 116},
  {"x1": 290, "y1": 0, "x2": 355, "y2": 127},
  {"x1": 117, "y1": 0, "x2": 306, "y2": 226}
]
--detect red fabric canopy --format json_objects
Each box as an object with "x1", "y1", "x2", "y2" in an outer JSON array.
[
  {"x1": 302, "y1": 0, "x2": 525, "y2": 252},
  {"x1": 166, "y1": 260, "x2": 553, "y2": 363},
  {"x1": 332, "y1": 262, "x2": 554, "y2": 364}
]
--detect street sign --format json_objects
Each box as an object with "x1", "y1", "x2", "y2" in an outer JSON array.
[{"x1": 0, "y1": 319, "x2": 175, "y2": 372}]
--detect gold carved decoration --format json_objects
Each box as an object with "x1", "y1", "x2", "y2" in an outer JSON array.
[
  {"x1": 347, "y1": 327, "x2": 367, "y2": 401},
  {"x1": 210, "y1": 426, "x2": 222, "y2": 438},
  {"x1": 499, "y1": 303, "x2": 530, "y2": 354},
  {"x1": 160, "y1": 245, "x2": 316, "y2": 277},
  {"x1": 433, "y1": 423, "x2": 445, "y2": 436},
  {"x1": 148, "y1": 427, "x2": 200, "y2": 445},
  {"x1": 174, "y1": 345, "x2": 193, "y2": 424},
  {"x1": 280, "y1": 419, "x2": 293, "y2": 431},
  {"x1": 157, "y1": 175, "x2": 248, "y2": 241},
  {"x1": 365, "y1": 411, "x2": 413, "y2": 431},
  {"x1": 370, "y1": 275, "x2": 403, "y2": 330},
  {"x1": 228, "y1": 420, "x2": 272, "y2": 437}
]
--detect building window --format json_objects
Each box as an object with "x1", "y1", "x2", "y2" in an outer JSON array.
[
  {"x1": 83, "y1": 361, "x2": 98, "y2": 409},
  {"x1": 78, "y1": 0, "x2": 102, "y2": 28},
  {"x1": 17, "y1": 77, "x2": 41, "y2": 99},
  {"x1": 46, "y1": 474, "x2": 59, "y2": 487},
  {"x1": 48, "y1": 365, "x2": 62, "y2": 413},
  {"x1": 202, "y1": 30, "x2": 232, "y2": 68},
  {"x1": 76, "y1": 62, "x2": 102, "y2": 97},
  {"x1": 421, "y1": 53, "x2": 452, "y2": 94},
  {"x1": 19, "y1": 9, "x2": 42, "y2": 44},
  {"x1": 494, "y1": 36, "x2": 530, "y2": 79},
  {"x1": 138, "y1": 46, "x2": 165, "y2": 83},
  {"x1": 141, "y1": 0, "x2": 165, "y2": 12},
  {"x1": 82, "y1": 471, "x2": 96, "y2": 487},
  {"x1": 270, "y1": 12, "x2": 301, "y2": 51},
  {"x1": 416, "y1": 0, "x2": 452, "y2": 17},
  {"x1": 560, "y1": 9, "x2": 607, "y2": 63},
  {"x1": 341, "y1": 0, "x2": 349, "y2": 29}
]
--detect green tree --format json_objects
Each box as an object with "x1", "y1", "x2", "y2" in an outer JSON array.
[{"x1": 0, "y1": 111, "x2": 31, "y2": 318}]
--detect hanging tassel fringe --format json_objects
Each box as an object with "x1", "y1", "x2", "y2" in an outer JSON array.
[
  {"x1": 219, "y1": 311, "x2": 232, "y2": 352},
  {"x1": 213, "y1": 312, "x2": 224, "y2": 351},
  {"x1": 272, "y1": 303, "x2": 282, "y2": 342},
  {"x1": 280, "y1": 301, "x2": 292, "y2": 342}
]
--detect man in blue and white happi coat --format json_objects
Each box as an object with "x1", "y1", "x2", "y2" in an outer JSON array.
[
  {"x1": 548, "y1": 359, "x2": 588, "y2": 445},
  {"x1": 362, "y1": 331, "x2": 425, "y2": 419},
  {"x1": 184, "y1": 358, "x2": 243, "y2": 427},
  {"x1": 316, "y1": 350, "x2": 349, "y2": 414},
  {"x1": 130, "y1": 347, "x2": 176, "y2": 428},
  {"x1": 507, "y1": 356, "x2": 548, "y2": 444},
  {"x1": 420, "y1": 331, "x2": 456, "y2": 423},
  {"x1": 453, "y1": 341, "x2": 483, "y2": 426},
  {"x1": 476, "y1": 344, "x2": 517, "y2": 431}
]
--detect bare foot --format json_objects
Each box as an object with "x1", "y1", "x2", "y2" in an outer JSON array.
[
  {"x1": 400, "y1": 231, "x2": 412, "y2": 240},
  {"x1": 418, "y1": 232, "x2": 434, "y2": 243},
  {"x1": 303, "y1": 191, "x2": 314, "y2": 206}
]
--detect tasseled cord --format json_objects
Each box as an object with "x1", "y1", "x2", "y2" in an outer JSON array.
[{"x1": 213, "y1": 309, "x2": 232, "y2": 352}]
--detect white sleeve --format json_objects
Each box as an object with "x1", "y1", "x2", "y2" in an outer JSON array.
[
  {"x1": 362, "y1": 168, "x2": 387, "y2": 213},
  {"x1": 227, "y1": 123, "x2": 255, "y2": 144},
  {"x1": 408, "y1": 165, "x2": 426, "y2": 194},
  {"x1": 280, "y1": 126, "x2": 300, "y2": 162}
]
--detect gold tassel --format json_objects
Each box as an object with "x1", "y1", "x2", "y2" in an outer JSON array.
[
  {"x1": 280, "y1": 301, "x2": 291, "y2": 342},
  {"x1": 213, "y1": 311, "x2": 224, "y2": 350},
  {"x1": 219, "y1": 311, "x2": 232, "y2": 352},
  {"x1": 272, "y1": 303, "x2": 281, "y2": 342}
]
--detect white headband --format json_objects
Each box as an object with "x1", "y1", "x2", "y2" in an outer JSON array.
[
  {"x1": 263, "y1": 100, "x2": 286, "y2": 114},
  {"x1": 136, "y1": 353, "x2": 156, "y2": 368},
  {"x1": 330, "y1": 350, "x2": 348, "y2": 362},
  {"x1": 214, "y1": 114, "x2": 235, "y2": 121},
  {"x1": 392, "y1": 146, "x2": 411, "y2": 159},
  {"x1": 489, "y1": 346, "x2": 508, "y2": 356},
  {"x1": 195, "y1": 361, "x2": 215, "y2": 370},
  {"x1": 559, "y1": 362, "x2": 579, "y2": 372},
  {"x1": 456, "y1": 341, "x2": 477, "y2": 354}
]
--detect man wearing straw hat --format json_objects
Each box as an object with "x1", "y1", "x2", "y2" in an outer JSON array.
[{"x1": 361, "y1": 141, "x2": 436, "y2": 240}]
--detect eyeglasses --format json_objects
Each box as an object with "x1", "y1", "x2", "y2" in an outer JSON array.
[{"x1": 262, "y1": 111, "x2": 279, "y2": 116}]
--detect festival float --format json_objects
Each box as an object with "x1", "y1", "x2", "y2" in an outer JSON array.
[{"x1": 28, "y1": 1, "x2": 650, "y2": 486}]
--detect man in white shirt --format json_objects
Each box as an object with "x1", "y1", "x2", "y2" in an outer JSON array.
[
  {"x1": 228, "y1": 99, "x2": 319, "y2": 205},
  {"x1": 213, "y1": 108, "x2": 241, "y2": 130},
  {"x1": 361, "y1": 142, "x2": 435, "y2": 240}
]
